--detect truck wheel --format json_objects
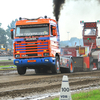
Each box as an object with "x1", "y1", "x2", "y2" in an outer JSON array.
[
  {"x1": 51, "y1": 57, "x2": 60, "y2": 74},
  {"x1": 70, "y1": 61, "x2": 74, "y2": 72},
  {"x1": 17, "y1": 66, "x2": 26, "y2": 75},
  {"x1": 60, "y1": 59, "x2": 74, "y2": 73},
  {"x1": 67, "y1": 59, "x2": 74, "y2": 73}
]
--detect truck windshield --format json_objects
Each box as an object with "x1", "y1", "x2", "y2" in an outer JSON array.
[
  {"x1": 84, "y1": 29, "x2": 96, "y2": 35},
  {"x1": 16, "y1": 24, "x2": 49, "y2": 37}
]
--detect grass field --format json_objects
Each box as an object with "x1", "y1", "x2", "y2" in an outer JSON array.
[
  {"x1": 0, "y1": 65, "x2": 16, "y2": 70},
  {"x1": 0, "y1": 60, "x2": 13, "y2": 62},
  {"x1": 53, "y1": 89, "x2": 100, "y2": 100},
  {"x1": 0, "y1": 60, "x2": 14, "y2": 70}
]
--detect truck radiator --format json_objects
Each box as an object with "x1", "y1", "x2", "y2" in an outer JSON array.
[{"x1": 14, "y1": 40, "x2": 49, "y2": 58}]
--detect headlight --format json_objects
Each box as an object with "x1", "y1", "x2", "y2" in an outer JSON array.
[
  {"x1": 15, "y1": 61, "x2": 19, "y2": 63},
  {"x1": 45, "y1": 59, "x2": 49, "y2": 62},
  {"x1": 43, "y1": 53, "x2": 49, "y2": 56},
  {"x1": 15, "y1": 54, "x2": 20, "y2": 58}
]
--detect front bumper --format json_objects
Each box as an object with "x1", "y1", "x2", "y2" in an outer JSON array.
[{"x1": 14, "y1": 57, "x2": 56, "y2": 68}]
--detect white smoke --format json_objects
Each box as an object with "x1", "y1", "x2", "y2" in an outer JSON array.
[{"x1": 59, "y1": 0, "x2": 100, "y2": 41}]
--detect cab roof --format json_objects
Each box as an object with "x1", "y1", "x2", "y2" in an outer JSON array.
[{"x1": 16, "y1": 17, "x2": 57, "y2": 26}]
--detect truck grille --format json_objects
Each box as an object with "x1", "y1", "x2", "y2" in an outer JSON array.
[{"x1": 14, "y1": 40, "x2": 49, "y2": 58}]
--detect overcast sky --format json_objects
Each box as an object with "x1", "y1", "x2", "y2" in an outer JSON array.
[{"x1": 0, "y1": 0, "x2": 100, "y2": 41}]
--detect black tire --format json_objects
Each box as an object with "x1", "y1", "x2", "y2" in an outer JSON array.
[
  {"x1": 51, "y1": 57, "x2": 60, "y2": 74},
  {"x1": 17, "y1": 66, "x2": 26, "y2": 75}
]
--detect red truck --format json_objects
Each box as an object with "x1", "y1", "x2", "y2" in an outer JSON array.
[
  {"x1": 67, "y1": 21, "x2": 100, "y2": 72},
  {"x1": 59, "y1": 21, "x2": 100, "y2": 72}
]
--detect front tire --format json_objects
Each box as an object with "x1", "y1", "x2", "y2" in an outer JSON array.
[
  {"x1": 51, "y1": 57, "x2": 60, "y2": 74},
  {"x1": 17, "y1": 66, "x2": 26, "y2": 75}
]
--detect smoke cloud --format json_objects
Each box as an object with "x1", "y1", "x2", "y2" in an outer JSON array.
[
  {"x1": 53, "y1": 0, "x2": 100, "y2": 22},
  {"x1": 53, "y1": 0, "x2": 66, "y2": 21},
  {"x1": 54, "y1": 0, "x2": 100, "y2": 41}
]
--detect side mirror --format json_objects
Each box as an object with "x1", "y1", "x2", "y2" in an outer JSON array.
[
  {"x1": 10, "y1": 29, "x2": 14, "y2": 39},
  {"x1": 52, "y1": 26, "x2": 57, "y2": 36}
]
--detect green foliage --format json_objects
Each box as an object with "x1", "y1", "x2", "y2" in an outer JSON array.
[
  {"x1": 6, "y1": 19, "x2": 18, "y2": 49},
  {"x1": 0, "y1": 19, "x2": 18, "y2": 50},
  {"x1": 0, "y1": 27, "x2": 7, "y2": 47},
  {"x1": 7, "y1": 19, "x2": 18, "y2": 31}
]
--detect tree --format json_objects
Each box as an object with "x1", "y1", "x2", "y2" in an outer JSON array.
[
  {"x1": 0, "y1": 27, "x2": 7, "y2": 48},
  {"x1": 0, "y1": 23, "x2": 2, "y2": 27},
  {"x1": 6, "y1": 19, "x2": 18, "y2": 49}
]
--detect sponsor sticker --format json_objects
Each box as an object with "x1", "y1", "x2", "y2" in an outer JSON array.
[
  {"x1": 27, "y1": 60, "x2": 36, "y2": 62},
  {"x1": 25, "y1": 38, "x2": 38, "y2": 41}
]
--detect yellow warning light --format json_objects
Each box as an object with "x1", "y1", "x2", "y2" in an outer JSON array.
[
  {"x1": 17, "y1": 51, "x2": 20, "y2": 53},
  {"x1": 44, "y1": 50, "x2": 47, "y2": 52}
]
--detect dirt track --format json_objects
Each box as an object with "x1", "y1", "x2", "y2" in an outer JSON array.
[
  {"x1": 0, "y1": 69, "x2": 100, "y2": 100},
  {"x1": 0, "y1": 61, "x2": 13, "y2": 66}
]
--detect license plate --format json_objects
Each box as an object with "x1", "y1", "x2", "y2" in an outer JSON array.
[{"x1": 28, "y1": 60, "x2": 36, "y2": 62}]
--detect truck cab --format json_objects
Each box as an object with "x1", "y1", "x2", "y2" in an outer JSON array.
[{"x1": 11, "y1": 16, "x2": 60, "y2": 75}]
